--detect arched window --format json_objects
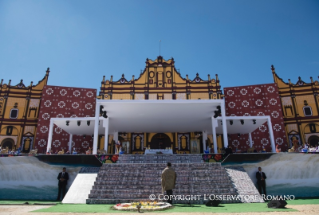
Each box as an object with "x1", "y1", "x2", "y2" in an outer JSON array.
[
  {"x1": 303, "y1": 106, "x2": 312, "y2": 116},
  {"x1": 303, "y1": 100, "x2": 312, "y2": 116},
  {"x1": 10, "y1": 102, "x2": 19, "y2": 119},
  {"x1": 10, "y1": 108, "x2": 18, "y2": 119}
]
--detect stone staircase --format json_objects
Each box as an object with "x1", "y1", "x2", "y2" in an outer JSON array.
[{"x1": 86, "y1": 156, "x2": 239, "y2": 204}]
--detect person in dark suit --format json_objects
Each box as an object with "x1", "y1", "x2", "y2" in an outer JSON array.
[
  {"x1": 57, "y1": 167, "x2": 69, "y2": 201},
  {"x1": 256, "y1": 167, "x2": 267, "y2": 196},
  {"x1": 225, "y1": 145, "x2": 233, "y2": 156}
]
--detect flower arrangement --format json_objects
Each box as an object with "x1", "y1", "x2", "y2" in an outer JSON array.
[
  {"x1": 113, "y1": 201, "x2": 172, "y2": 211},
  {"x1": 202, "y1": 154, "x2": 226, "y2": 162},
  {"x1": 95, "y1": 154, "x2": 119, "y2": 163}
]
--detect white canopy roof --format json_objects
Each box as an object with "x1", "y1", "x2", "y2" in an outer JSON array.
[{"x1": 51, "y1": 100, "x2": 267, "y2": 135}]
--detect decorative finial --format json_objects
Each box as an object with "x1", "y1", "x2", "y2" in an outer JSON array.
[
  {"x1": 0, "y1": 79, "x2": 3, "y2": 85},
  {"x1": 29, "y1": 81, "x2": 33, "y2": 87},
  {"x1": 208, "y1": 74, "x2": 210, "y2": 81},
  {"x1": 8, "y1": 80, "x2": 11, "y2": 86},
  {"x1": 271, "y1": 65, "x2": 275, "y2": 73},
  {"x1": 215, "y1": 74, "x2": 219, "y2": 81},
  {"x1": 288, "y1": 79, "x2": 291, "y2": 84},
  {"x1": 310, "y1": 77, "x2": 313, "y2": 83},
  {"x1": 186, "y1": 75, "x2": 189, "y2": 80},
  {"x1": 122, "y1": 74, "x2": 124, "y2": 78},
  {"x1": 46, "y1": 67, "x2": 50, "y2": 74},
  {"x1": 103, "y1": 76, "x2": 105, "y2": 82},
  {"x1": 196, "y1": 73, "x2": 199, "y2": 77},
  {"x1": 298, "y1": 76, "x2": 301, "y2": 80},
  {"x1": 132, "y1": 75, "x2": 135, "y2": 81},
  {"x1": 110, "y1": 75, "x2": 113, "y2": 82}
]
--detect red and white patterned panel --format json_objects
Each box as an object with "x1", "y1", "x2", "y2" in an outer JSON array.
[
  {"x1": 35, "y1": 86, "x2": 97, "y2": 153},
  {"x1": 224, "y1": 83, "x2": 287, "y2": 152}
]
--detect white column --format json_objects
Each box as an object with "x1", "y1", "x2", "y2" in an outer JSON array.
[
  {"x1": 68, "y1": 134, "x2": 73, "y2": 153},
  {"x1": 267, "y1": 116, "x2": 276, "y2": 152},
  {"x1": 92, "y1": 102, "x2": 100, "y2": 155},
  {"x1": 113, "y1": 131, "x2": 119, "y2": 153},
  {"x1": 113, "y1": 131, "x2": 119, "y2": 143},
  {"x1": 211, "y1": 118, "x2": 218, "y2": 154},
  {"x1": 103, "y1": 118, "x2": 109, "y2": 153},
  {"x1": 202, "y1": 131, "x2": 207, "y2": 152},
  {"x1": 220, "y1": 102, "x2": 228, "y2": 148},
  {"x1": 248, "y1": 132, "x2": 253, "y2": 148},
  {"x1": 47, "y1": 119, "x2": 54, "y2": 153}
]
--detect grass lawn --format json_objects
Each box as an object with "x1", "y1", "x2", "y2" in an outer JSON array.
[
  {"x1": 1, "y1": 199, "x2": 317, "y2": 213},
  {"x1": 286, "y1": 199, "x2": 319, "y2": 205},
  {"x1": 32, "y1": 202, "x2": 298, "y2": 213},
  {"x1": 0, "y1": 200, "x2": 58, "y2": 205}
]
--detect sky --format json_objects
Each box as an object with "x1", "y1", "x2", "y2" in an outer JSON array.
[{"x1": 0, "y1": 0, "x2": 318, "y2": 91}]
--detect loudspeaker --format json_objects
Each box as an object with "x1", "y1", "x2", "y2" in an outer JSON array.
[
  {"x1": 206, "y1": 200, "x2": 221, "y2": 207},
  {"x1": 267, "y1": 200, "x2": 287, "y2": 208}
]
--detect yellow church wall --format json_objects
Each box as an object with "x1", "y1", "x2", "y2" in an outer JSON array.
[
  {"x1": 273, "y1": 65, "x2": 319, "y2": 146},
  {"x1": 4, "y1": 98, "x2": 27, "y2": 119},
  {"x1": 303, "y1": 123, "x2": 319, "y2": 134},
  {"x1": 0, "y1": 69, "x2": 49, "y2": 151},
  {"x1": 190, "y1": 92, "x2": 209, "y2": 100},
  {"x1": 112, "y1": 93, "x2": 131, "y2": 100},
  {"x1": 295, "y1": 95, "x2": 318, "y2": 117}
]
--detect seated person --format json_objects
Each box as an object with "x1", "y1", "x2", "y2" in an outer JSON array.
[{"x1": 276, "y1": 145, "x2": 281, "y2": 153}]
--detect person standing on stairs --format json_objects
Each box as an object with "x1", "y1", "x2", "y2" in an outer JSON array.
[{"x1": 161, "y1": 162, "x2": 176, "y2": 205}]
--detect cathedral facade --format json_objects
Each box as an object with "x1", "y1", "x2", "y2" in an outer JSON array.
[{"x1": 0, "y1": 57, "x2": 318, "y2": 154}]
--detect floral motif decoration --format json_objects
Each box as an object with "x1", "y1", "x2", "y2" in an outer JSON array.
[
  {"x1": 44, "y1": 100, "x2": 51, "y2": 107},
  {"x1": 242, "y1": 100, "x2": 249, "y2": 107},
  {"x1": 240, "y1": 88, "x2": 247, "y2": 95},
  {"x1": 58, "y1": 101, "x2": 66, "y2": 108},
  {"x1": 255, "y1": 99, "x2": 263, "y2": 106},
  {"x1": 42, "y1": 113, "x2": 50, "y2": 120},
  {"x1": 72, "y1": 102, "x2": 79, "y2": 109},
  {"x1": 261, "y1": 138, "x2": 269, "y2": 146},
  {"x1": 52, "y1": 140, "x2": 61, "y2": 147},
  {"x1": 267, "y1": 86, "x2": 275, "y2": 93},
  {"x1": 73, "y1": 90, "x2": 81, "y2": 97},
  {"x1": 259, "y1": 125, "x2": 267, "y2": 132},
  {"x1": 228, "y1": 102, "x2": 235, "y2": 108},
  {"x1": 232, "y1": 140, "x2": 240, "y2": 147},
  {"x1": 40, "y1": 126, "x2": 48, "y2": 133},
  {"x1": 276, "y1": 138, "x2": 283, "y2": 145},
  {"x1": 55, "y1": 127, "x2": 62, "y2": 134},
  {"x1": 86, "y1": 91, "x2": 94, "y2": 97},
  {"x1": 38, "y1": 139, "x2": 47, "y2": 147},
  {"x1": 253, "y1": 87, "x2": 261, "y2": 94},
  {"x1": 85, "y1": 103, "x2": 93, "y2": 109},
  {"x1": 227, "y1": 90, "x2": 234, "y2": 96},
  {"x1": 271, "y1": 111, "x2": 279, "y2": 118},
  {"x1": 46, "y1": 88, "x2": 54, "y2": 95},
  {"x1": 82, "y1": 141, "x2": 89, "y2": 148},
  {"x1": 273, "y1": 124, "x2": 281, "y2": 131},
  {"x1": 60, "y1": 89, "x2": 67, "y2": 96}
]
